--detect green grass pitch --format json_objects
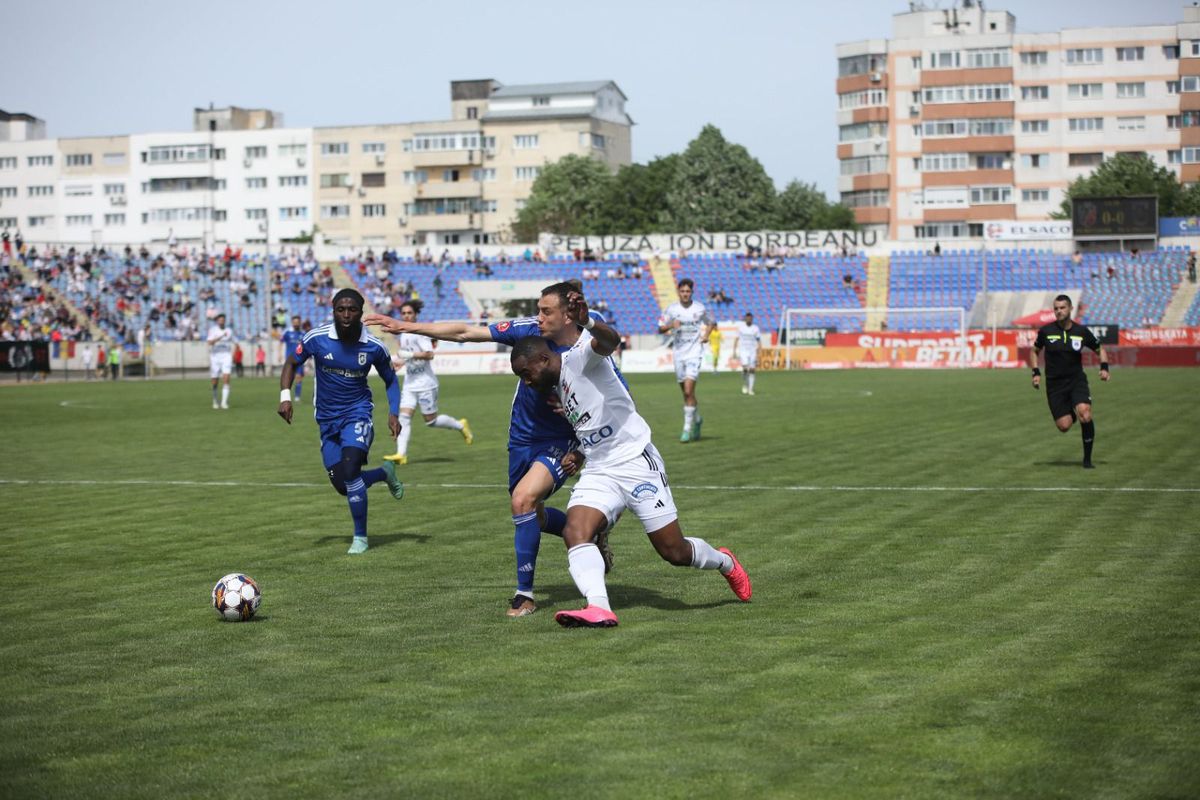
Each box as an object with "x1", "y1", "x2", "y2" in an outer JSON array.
[{"x1": 1, "y1": 367, "x2": 1198, "y2": 798}]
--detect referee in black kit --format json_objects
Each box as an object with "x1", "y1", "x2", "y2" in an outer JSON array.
[{"x1": 1029, "y1": 294, "x2": 1110, "y2": 468}]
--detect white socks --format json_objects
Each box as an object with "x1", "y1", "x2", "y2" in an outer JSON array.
[
  {"x1": 567, "y1": 543, "x2": 611, "y2": 610},
  {"x1": 748, "y1": 373, "x2": 756, "y2": 392},
  {"x1": 428, "y1": 414, "x2": 462, "y2": 430},
  {"x1": 396, "y1": 413, "x2": 413, "y2": 456},
  {"x1": 684, "y1": 405, "x2": 695, "y2": 430},
  {"x1": 221, "y1": 384, "x2": 230, "y2": 406},
  {"x1": 686, "y1": 536, "x2": 733, "y2": 573}
]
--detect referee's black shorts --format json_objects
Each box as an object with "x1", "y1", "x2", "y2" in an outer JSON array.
[{"x1": 1046, "y1": 377, "x2": 1091, "y2": 420}]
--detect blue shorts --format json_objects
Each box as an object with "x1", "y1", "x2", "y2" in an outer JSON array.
[
  {"x1": 319, "y1": 414, "x2": 375, "y2": 468},
  {"x1": 508, "y1": 438, "x2": 575, "y2": 495}
]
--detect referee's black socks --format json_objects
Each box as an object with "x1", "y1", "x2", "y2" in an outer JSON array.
[{"x1": 1081, "y1": 421, "x2": 1095, "y2": 466}]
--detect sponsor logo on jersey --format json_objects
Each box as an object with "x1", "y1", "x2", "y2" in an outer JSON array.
[
  {"x1": 632, "y1": 482, "x2": 658, "y2": 500},
  {"x1": 324, "y1": 352, "x2": 334, "y2": 360},
  {"x1": 496, "y1": 321, "x2": 511, "y2": 332},
  {"x1": 295, "y1": 344, "x2": 303, "y2": 355},
  {"x1": 579, "y1": 425, "x2": 614, "y2": 447}
]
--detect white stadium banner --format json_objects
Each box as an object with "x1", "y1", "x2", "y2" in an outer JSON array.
[{"x1": 983, "y1": 220, "x2": 1073, "y2": 241}]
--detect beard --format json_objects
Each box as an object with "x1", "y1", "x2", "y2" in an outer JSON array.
[{"x1": 335, "y1": 319, "x2": 362, "y2": 343}]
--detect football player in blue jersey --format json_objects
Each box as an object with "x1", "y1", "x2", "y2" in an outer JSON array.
[
  {"x1": 279, "y1": 315, "x2": 306, "y2": 403},
  {"x1": 365, "y1": 281, "x2": 613, "y2": 616},
  {"x1": 279, "y1": 289, "x2": 406, "y2": 554}
]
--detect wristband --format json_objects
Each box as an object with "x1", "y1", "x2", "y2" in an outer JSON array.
[
  {"x1": 1100, "y1": 362, "x2": 1109, "y2": 371},
  {"x1": 1031, "y1": 368, "x2": 1040, "y2": 377},
  {"x1": 280, "y1": 388, "x2": 292, "y2": 403},
  {"x1": 584, "y1": 316, "x2": 596, "y2": 330}
]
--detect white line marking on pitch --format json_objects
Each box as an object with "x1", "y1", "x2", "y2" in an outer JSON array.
[{"x1": 1, "y1": 478, "x2": 1197, "y2": 494}]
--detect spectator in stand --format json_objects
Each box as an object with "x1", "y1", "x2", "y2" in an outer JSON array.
[
  {"x1": 1, "y1": 230, "x2": 9, "y2": 258},
  {"x1": 1189, "y1": 252, "x2": 1197, "y2": 283}
]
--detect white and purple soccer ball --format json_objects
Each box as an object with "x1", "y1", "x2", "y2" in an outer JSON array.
[{"x1": 211, "y1": 573, "x2": 262, "y2": 621}]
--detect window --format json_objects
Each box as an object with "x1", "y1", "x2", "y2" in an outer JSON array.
[
  {"x1": 246, "y1": 177, "x2": 267, "y2": 189},
  {"x1": 838, "y1": 89, "x2": 887, "y2": 109},
  {"x1": 0, "y1": 186, "x2": 15, "y2": 198},
  {"x1": 1164, "y1": 44, "x2": 1180, "y2": 59},
  {"x1": 0, "y1": 217, "x2": 15, "y2": 228},
  {"x1": 362, "y1": 142, "x2": 386, "y2": 154},
  {"x1": 911, "y1": 56, "x2": 922, "y2": 70},
  {"x1": 1068, "y1": 117, "x2": 1104, "y2": 132},
  {"x1": 466, "y1": 106, "x2": 478, "y2": 120},
  {"x1": 965, "y1": 48, "x2": 1010, "y2": 68},
  {"x1": 442, "y1": 169, "x2": 460, "y2": 182},
  {"x1": 362, "y1": 204, "x2": 386, "y2": 218},
  {"x1": 1066, "y1": 48, "x2": 1103, "y2": 64},
  {"x1": 471, "y1": 168, "x2": 496, "y2": 182},
  {"x1": 0, "y1": 157, "x2": 16, "y2": 169},
  {"x1": 104, "y1": 213, "x2": 126, "y2": 225},
  {"x1": 65, "y1": 215, "x2": 93, "y2": 226},
  {"x1": 145, "y1": 145, "x2": 209, "y2": 163},
  {"x1": 1169, "y1": 115, "x2": 1182, "y2": 130},
  {"x1": 27, "y1": 155, "x2": 54, "y2": 167},
  {"x1": 1020, "y1": 51, "x2": 1048, "y2": 65},
  {"x1": 1022, "y1": 188, "x2": 1050, "y2": 202},
  {"x1": 839, "y1": 122, "x2": 888, "y2": 142},
  {"x1": 589, "y1": 133, "x2": 606, "y2": 150},
  {"x1": 974, "y1": 153, "x2": 1009, "y2": 169},
  {"x1": 320, "y1": 173, "x2": 351, "y2": 188},
  {"x1": 1168, "y1": 80, "x2": 1181, "y2": 95},
  {"x1": 64, "y1": 184, "x2": 93, "y2": 197},
  {"x1": 1021, "y1": 86, "x2": 1049, "y2": 101},
  {"x1": 839, "y1": 190, "x2": 889, "y2": 208},
  {"x1": 514, "y1": 166, "x2": 542, "y2": 181},
  {"x1": 360, "y1": 172, "x2": 385, "y2": 188},
  {"x1": 914, "y1": 222, "x2": 972, "y2": 239},
  {"x1": 532, "y1": 96, "x2": 550, "y2": 107},
  {"x1": 1116, "y1": 46, "x2": 1145, "y2": 61},
  {"x1": 929, "y1": 50, "x2": 960, "y2": 69},
  {"x1": 403, "y1": 198, "x2": 497, "y2": 216},
  {"x1": 103, "y1": 152, "x2": 126, "y2": 165},
  {"x1": 213, "y1": 210, "x2": 227, "y2": 222},
  {"x1": 913, "y1": 153, "x2": 968, "y2": 172},
  {"x1": 245, "y1": 146, "x2": 267, "y2": 159},
  {"x1": 28, "y1": 185, "x2": 53, "y2": 197},
  {"x1": 320, "y1": 204, "x2": 351, "y2": 219},
  {"x1": 27, "y1": 216, "x2": 52, "y2": 227},
  {"x1": 1184, "y1": 76, "x2": 1200, "y2": 93},
  {"x1": 970, "y1": 186, "x2": 1012, "y2": 204},
  {"x1": 245, "y1": 209, "x2": 267, "y2": 220},
  {"x1": 145, "y1": 176, "x2": 222, "y2": 193},
  {"x1": 279, "y1": 175, "x2": 308, "y2": 188},
  {"x1": 104, "y1": 183, "x2": 125, "y2": 195},
  {"x1": 1021, "y1": 153, "x2": 1047, "y2": 169},
  {"x1": 921, "y1": 83, "x2": 1012, "y2": 103},
  {"x1": 279, "y1": 143, "x2": 308, "y2": 157},
  {"x1": 838, "y1": 54, "x2": 882, "y2": 77},
  {"x1": 410, "y1": 132, "x2": 493, "y2": 152},
  {"x1": 513, "y1": 135, "x2": 539, "y2": 149},
  {"x1": 841, "y1": 155, "x2": 889, "y2": 175},
  {"x1": 1021, "y1": 119, "x2": 1049, "y2": 134},
  {"x1": 1116, "y1": 82, "x2": 1146, "y2": 98},
  {"x1": 279, "y1": 207, "x2": 308, "y2": 220},
  {"x1": 1181, "y1": 147, "x2": 1200, "y2": 164},
  {"x1": 65, "y1": 153, "x2": 92, "y2": 167},
  {"x1": 403, "y1": 170, "x2": 428, "y2": 184},
  {"x1": 1169, "y1": 150, "x2": 1182, "y2": 164},
  {"x1": 1068, "y1": 152, "x2": 1104, "y2": 167},
  {"x1": 320, "y1": 142, "x2": 349, "y2": 156},
  {"x1": 1067, "y1": 83, "x2": 1103, "y2": 99},
  {"x1": 1117, "y1": 116, "x2": 1146, "y2": 131}
]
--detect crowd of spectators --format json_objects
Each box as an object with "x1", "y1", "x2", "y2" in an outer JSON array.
[{"x1": 0, "y1": 255, "x2": 91, "y2": 342}]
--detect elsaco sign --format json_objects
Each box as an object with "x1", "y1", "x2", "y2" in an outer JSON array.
[{"x1": 983, "y1": 221, "x2": 1073, "y2": 241}]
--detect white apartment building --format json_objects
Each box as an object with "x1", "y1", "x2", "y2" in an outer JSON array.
[
  {"x1": 837, "y1": 2, "x2": 1200, "y2": 240},
  {"x1": 0, "y1": 79, "x2": 632, "y2": 249}
]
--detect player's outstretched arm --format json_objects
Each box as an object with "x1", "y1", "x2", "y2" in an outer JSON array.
[{"x1": 363, "y1": 314, "x2": 491, "y2": 343}]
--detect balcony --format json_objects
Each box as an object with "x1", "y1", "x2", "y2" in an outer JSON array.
[
  {"x1": 417, "y1": 180, "x2": 484, "y2": 199},
  {"x1": 412, "y1": 213, "x2": 477, "y2": 232},
  {"x1": 411, "y1": 150, "x2": 483, "y2": 168}
]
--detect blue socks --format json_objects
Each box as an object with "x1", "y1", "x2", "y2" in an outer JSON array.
[
  {"x1": 542, "y1": 506, "x2": 567, "y2": 536},
  {"x1": 361, "y1": 467, "x2": 385, "y2": 487},
  {"x1": 346, "y1": 477, "x2": 368, "y2": 538},
  {"x1": 513, "y1": 512, "x2": 540, "y2": 594},
  {"x1": 294, "y1": 379, "x2": 303, "y2": 400}
]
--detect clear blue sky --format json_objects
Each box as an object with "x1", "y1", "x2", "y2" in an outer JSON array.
[{"x1": 5, "y1": 0, "x2": 1183, "y2": 197}]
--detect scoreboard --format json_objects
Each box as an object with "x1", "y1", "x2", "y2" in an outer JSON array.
[{"x1": 1071, "y1": 196, "x2": 1158, "y2": 238}]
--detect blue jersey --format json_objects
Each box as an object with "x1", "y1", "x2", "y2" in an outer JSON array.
[
  {"x1": 488, "y1": 313, "x2": 622, "y2": 447},
  {"x1": 295, "y1": 324, "x2": 399, "y2": 424},
  {"x1": 281, "y1": 328, "x2": 306, "y2": 372}
]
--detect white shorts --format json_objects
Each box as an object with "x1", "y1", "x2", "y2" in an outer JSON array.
[
  {"x1": 568, "y1": 442, "x2": 678, "y2": 534},
  {"x1": 210, "y1": 353, "x2": 232, "y2": 378},
  {"x1": 674, "y1": 354, "x2": 702, "y2": 383},
  {"x1": 739, "y1": 349, "x2": 758, "y2": 369},
  {"x1": 400, "y1": 385, "x2": 439, "y2": 415}
]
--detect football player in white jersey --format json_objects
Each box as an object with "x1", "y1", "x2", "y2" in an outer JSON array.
[
  {"x1": 658, "y1": 278, "x2": 715, "y2": 442},
  {"x1": 206, "y1": 313, "x2": 234, "y2": 409},
  {"x1": 384, "y1": 300, "x2": 472, "y2": 465},
  {"x1": 510, "y1": 290, "x2": 751, "y2": 628},
  {"x1": 735, "y1": 312, "x2": 762, "y2": 396}
]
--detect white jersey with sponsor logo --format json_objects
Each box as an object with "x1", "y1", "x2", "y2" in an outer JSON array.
[
  {"x1": 207, "y1": 324, "x2": 234, "y2": 355},
  {"x1": 558, "y1": 329, "x2": 652, "y2": 470},
  {"x1": 735, "y1": 322, "x2": 761, "y2": 353},
  {"x1": 395, "y1": 332, "x2": 437, "y2": 392},
  {"x1": 660, "y1": 301, "x2": 712, "y2": 361}
]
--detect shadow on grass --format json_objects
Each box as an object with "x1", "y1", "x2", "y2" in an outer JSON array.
[
  {"x1": 1034, "y1": 460, "x2": 1101, "y2": 468},
  {"x1": 540, "y1": 582, "x2": 744, "y2": 612},
  {"x1": 314, "y1": 531, "x2": 434, "y2": 549}
]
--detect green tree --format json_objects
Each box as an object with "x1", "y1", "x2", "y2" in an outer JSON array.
[
  {"x1": 1053, "y1": 153, "x2": 1184, "y2": 219},
  {"x1": 774, "y1": 180, "x2": 858, "y2": 230},
  {"x1": 592, "y1": 155, "x2": 679, "y2": 234},
  {"x1": 510, "y1": 154, "x2": 614, "y2": 240},
  {"x1": 664, "y1": 125, "x2": 777, "y2": 231}
]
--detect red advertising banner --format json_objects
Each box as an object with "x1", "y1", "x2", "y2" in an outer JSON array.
[{"x1": 1118, "y1": 327, "x2": 1200, "y2": 347}]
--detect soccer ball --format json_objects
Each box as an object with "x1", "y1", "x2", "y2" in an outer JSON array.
[{"x1": 211, "y1": 573, "x2": 261, "y2": 621}]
